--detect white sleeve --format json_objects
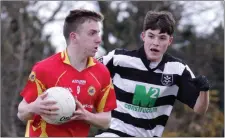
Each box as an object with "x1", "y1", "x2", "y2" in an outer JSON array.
[{"x1": 98, "y1": 50, "x2": 115, "y2": 66}]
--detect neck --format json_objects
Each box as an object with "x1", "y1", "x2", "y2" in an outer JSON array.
[
  {"x1": 150, "y1": 57, "x2": 162, "y2": 63},
  {"x1": 67, "y1": 45, "x2": 88, "y2": 72},
  {"x1": 146, "y1": 55, "x2": 163, "y2": 63}
]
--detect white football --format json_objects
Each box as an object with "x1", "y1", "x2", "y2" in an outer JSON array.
[{"x1": 41, "y1": 87, "x2": 76, "y2": 125}]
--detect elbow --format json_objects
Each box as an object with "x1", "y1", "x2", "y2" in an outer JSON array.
[
  {"x1": 101, "y1": 119, "x2": 111, "y2": 130},
  {"x1": 17, "y1": 104, "x2": 24, "y2": 121},
  {"x1": 193, "y1": 103, "x2": 209, "y2": 115},
  {"x1": 17, "y1": 112, "x2": 28, "y2": 124},
  {"x1": 17, "y1": 104, "x2": 30, "y2": 123},
  {"x1": 102, "y1": 124, "x2": 110, "y2": 130},
  {"x1": 17, "y1": 112, "x2": 24, "y2": 122},
  {"x1": 101, "y1": 112, "x2": 112, "y2": 130},
  {"x1": 17, "y1": 112, "x2": 20, "y2": 120},
  {"x1": 99, "y1": 116, "x2": 111, "y2": 130},
  {"x1": 193, "y1": 92, "x2": 209, "y2": 115},
  {"x1": 194, "y1": 108, "x2": 207, "y2": 115},
  {"x1": 17, "y1": 105, "x2": 23, "y2": 121}
]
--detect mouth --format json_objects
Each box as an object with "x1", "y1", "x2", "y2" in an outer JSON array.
[
  {"x1": 93, "y1": 47, "x2": 98, "y2": 52},
  {"x1": 150, "y1": 48, "x2": 160, "y2": 52}
]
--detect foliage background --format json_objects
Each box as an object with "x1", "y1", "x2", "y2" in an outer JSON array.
[{"x1": 1, "y1": 1, "x2": 224, "y2": 137}]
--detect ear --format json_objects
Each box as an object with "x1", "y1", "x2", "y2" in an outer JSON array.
[
  {"x1": 141, "y1": 32, "x2": 145, "y2": 41},
  {"x1": 168, "y1": 36, "x2": 173, "y2": 46},
  {"x1": 69, "y1": 32, "x2": 77, "y2": 42}
]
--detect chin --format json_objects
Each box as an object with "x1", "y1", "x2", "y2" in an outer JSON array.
[{"x1": 148, "y1": 56, "x2": 161, "y2": 62}]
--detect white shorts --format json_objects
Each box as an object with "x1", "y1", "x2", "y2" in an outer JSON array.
[{"x1": 95, "y1": 132, "x2": 120, "y2": 137}]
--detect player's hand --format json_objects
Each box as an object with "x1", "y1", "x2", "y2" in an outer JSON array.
[
  {"x1": 189, "y1": 75, "x2": 210, "y2": 92},
  {"x1": 29, "y1": 92, "x2": 59, "y2": 116},
  {"x1": 70, "y1": 98, "x2": 89, "y2": 121}
]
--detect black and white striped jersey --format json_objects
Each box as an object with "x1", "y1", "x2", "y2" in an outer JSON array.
[{"x1": 96, "y1": 46, "x2": 199, "y2": 137}]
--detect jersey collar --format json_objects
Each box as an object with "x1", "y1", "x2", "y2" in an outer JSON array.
[
  {"x1": 61, "y1": 49, "x2": 96, "y2": 68},
  {"x1": 138, "y1": 46, "x2": 165, "y2": 71},
  {"x1": 87, "y1": 57, "x2": 96, "y2": 68}
]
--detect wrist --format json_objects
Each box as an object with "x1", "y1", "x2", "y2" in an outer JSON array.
[
  {"x1": 198, "y1": 87, "x2": 209, "y2": 92},
  {"x1": 84, "y1": 110, "x2": 94, "y2": 122},
  {"x1": 200, "y1": 90, "x2": 209, "y2": 93}
]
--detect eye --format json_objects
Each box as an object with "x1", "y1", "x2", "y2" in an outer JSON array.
[
  {"x1": 89, "y1": 31, "x2": 99, "y2": 36},
  {"x1": 148, "y1": 35, "x2": 154, "y2": 39},
  {"x1": 89, "y1": 32, "x2": 95, "y2": 36},
  {"x1": 160, "y1": 37, "x2": 166, "y2": 40}
]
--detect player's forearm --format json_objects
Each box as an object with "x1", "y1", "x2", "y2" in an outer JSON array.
[
  {"x1": 17, "y1": 102, "x2": 34, "y2": 122},
  {"x1": 85, "y1": 111, "x2": 111, "y2": 129},
  {"x1": 194, "y1": 91, "x2": 209, "y2": 114}
]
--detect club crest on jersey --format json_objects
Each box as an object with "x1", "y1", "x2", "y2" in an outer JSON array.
[
  {"x1": 28, "y1": 71, "x2": 36, "y2": 82},
  {"x1": 161, "y1": 74, "x2": 173, "y2": 86},
  {"x1": 88, "y1": 86, "x2": 96, "y2": 96}
]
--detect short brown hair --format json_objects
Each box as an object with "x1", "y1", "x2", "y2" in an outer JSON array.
[
  {"x1": 63, "y1": 9, "x2": 104, "y2": 42},
  {"x1": 143, "y1": 11, "x2": 175, "y2": 35}
]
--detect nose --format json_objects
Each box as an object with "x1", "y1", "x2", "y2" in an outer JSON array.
[
  {"x1": 95, "y1": 35, "x2": 102, "y2": 44},
  {"x1": 152, "y1": 37, "x2": 160, "y2": 46}
]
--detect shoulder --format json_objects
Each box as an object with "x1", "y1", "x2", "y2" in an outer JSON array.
[
  {"x1": 91, "y1": 59, "x2": 112, "y2": 87},
  {"x1": 101, "y1": 48, "x2": 138, "y2": 57},
  {"x1": 94, "y1": 58, "x2": 110, "y2": 75},
  {"x1": 162, "y1": 53, "x2": 191, "y2": 75},
  {"x1": 107, "y1": 48, "x2": 139, "y2": 62},
  {"x1": 165, "y1": 54, "x2": 195, "y2": 77},
  {"x1": 164, "y1": 53, "x2": 187, "y2": 65},
  {"x1": 97, "y1": 48, "x2": 139, "y2": 65},
  {"x1": 113, "y1": 48, "x2": 139, "y2": 57},
  {"x1": 32, "y1": 52, "x2": 61, "y2": 72}
]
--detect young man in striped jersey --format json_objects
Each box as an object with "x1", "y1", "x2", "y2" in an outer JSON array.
[{"x1": 96, "y1": 11, "x2": 210, "y2": 137}]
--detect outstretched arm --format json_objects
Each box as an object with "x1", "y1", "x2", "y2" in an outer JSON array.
[
  {"x1": 191, "y1": 75, "x2": 210, "y2": 114},
  {"x1": 194, "y1": 92, "x2": 209, "y2": 114}
]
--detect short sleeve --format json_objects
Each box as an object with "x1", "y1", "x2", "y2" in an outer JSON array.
[
  {"x1": 20, "y1": 64, "x2": 47, "y2": 103},
  {"x1": 176, "y1": 65, "x2": 200, "y2": 109},
  {"x1": 95, "y1": 69, "x2": 117, "y2": 113}
]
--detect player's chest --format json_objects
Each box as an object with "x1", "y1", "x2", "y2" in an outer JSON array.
[
  {"x1": 117, "y1": 68, "x2": 179, "y2": 87},
  {"x1": 49, "y1": 69, "x2": 101, "y2": 110}
]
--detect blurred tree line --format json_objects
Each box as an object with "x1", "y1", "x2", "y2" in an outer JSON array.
[
  {"x1": 1, "y1": 1, "x2": 224, "y2": 137},
  {"x1": 1, "y1": 1, "x2": 60, "y2": 136}
]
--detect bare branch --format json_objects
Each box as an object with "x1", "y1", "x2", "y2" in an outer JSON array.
[
  {"x1": 37, "y1": 5, "x2": 50, "y2": 13},
  {"x1": 28, "y1": 0, "x2": 39, "y2": 5},
  {"x1": 42, "y1": 17, "x2": 65, "y2": 22},
  {"x1": 43, "y1": 1, "x2": 64, "y2": 25}
]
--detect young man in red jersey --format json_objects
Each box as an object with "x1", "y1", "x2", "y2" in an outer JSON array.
[{"x1": 17, "y1": 9, "x2": 117, "y2": 137}]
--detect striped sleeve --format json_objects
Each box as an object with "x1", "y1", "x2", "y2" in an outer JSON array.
[
  {"x1": 176, "y1": 65, "x2": 199, "y2": 109},
  {"x1": 20, "y1": 64, "x2": 47, "y2": 103}
]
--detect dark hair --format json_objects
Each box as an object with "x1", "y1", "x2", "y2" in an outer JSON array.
[
  {"x1": 143, "y1": 11, "x2": 175, "y2": 35},
  {"x1": 63, "y1": 9, "x2": 104, "y2": 42}
]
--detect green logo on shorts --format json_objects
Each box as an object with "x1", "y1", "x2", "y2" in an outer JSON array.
[{"x1": 132, "y1": 84, "x2": 160, "y2": 108}]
